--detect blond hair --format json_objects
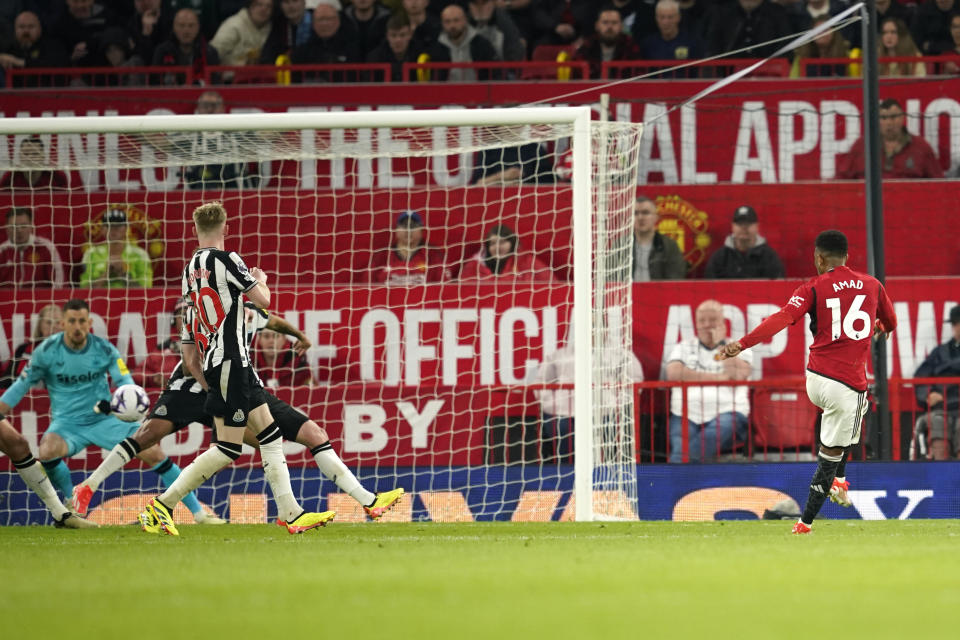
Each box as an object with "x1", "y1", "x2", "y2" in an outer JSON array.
[{"x1": 193, "y1": 201, "x2": 227, "y2": 235}]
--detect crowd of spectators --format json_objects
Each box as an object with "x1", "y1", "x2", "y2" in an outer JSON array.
[{"x1": 2, "y1": 1, "x2": 958, "y2": 86}]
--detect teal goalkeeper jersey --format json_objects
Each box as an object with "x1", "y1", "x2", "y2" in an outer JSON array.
[{"x1": 0, "y1": 332, "x2": 134, "y2": 426}]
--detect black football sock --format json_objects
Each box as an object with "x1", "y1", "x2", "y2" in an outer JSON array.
[
  {"x1": 800, "y1": 453, "x2": 842, "y2": 525},
  {"x1": 834, "y1": 449, "x2": 849, "y2": 480}
]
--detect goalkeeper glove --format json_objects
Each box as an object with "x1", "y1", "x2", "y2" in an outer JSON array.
[{"x1": 93, "y1": 400, "x2": 112, "y2": 415}]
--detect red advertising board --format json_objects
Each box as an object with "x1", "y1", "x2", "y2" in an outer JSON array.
[
  {"x1": 2, "y1": 77, "x2": 958, "y2": 183},
  {"x1": 0, "y1": 279, "x2": 954, "y2": 469}
]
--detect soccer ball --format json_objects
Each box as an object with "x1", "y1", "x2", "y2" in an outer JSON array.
[{"x1": 110, "y1": 384, "x2": 151, "y2": 422}]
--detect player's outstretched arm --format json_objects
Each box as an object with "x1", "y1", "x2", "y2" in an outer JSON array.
[{"x1": 265, "y1": 315, "x2": 312, "y2": 356}]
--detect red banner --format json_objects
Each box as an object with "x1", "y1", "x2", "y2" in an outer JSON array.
[
  {"x1": 1, "y1": 181, "x2": 956, "y2": 288},
  {"x1": 1, "y1": 279, "x2": 954, "y2": 468},
  {"x1": 2, "y1": 77, "x2": 958, "y2": 183}
]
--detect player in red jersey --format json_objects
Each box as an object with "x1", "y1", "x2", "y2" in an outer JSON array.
[{"x1": 717, "y1": 230, "x2": 897, "y2": 534}]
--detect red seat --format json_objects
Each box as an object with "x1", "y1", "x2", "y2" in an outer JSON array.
[
  {"x1": 751, "y1": 388, "x2": 819, "y2": 450},
  {"x1": 522, "y1": 45, "x2": 578, "y2": 80}
]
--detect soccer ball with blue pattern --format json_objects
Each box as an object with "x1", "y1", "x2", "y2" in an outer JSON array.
[{"x1": 110, "y1": 384, "x2": 151, "y2": 422}]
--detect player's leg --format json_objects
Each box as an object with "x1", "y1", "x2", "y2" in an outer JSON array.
[
  {"x1": 135, "y1": 442, "x2": 226, "y2": 525},
  {"x1": 829, "y1": 444, "x2": 852, "y2": 507},
  {"x1": 0, "y1": 419, "x2": 95, "y2": 528},
  {"x1": 262, "y1": 394, "x2": 404, "y2": 517},
  {"x1": 37, "y1": 430, "x2": 75, "y2": 499},
  {"x1": 797, "y1": 374, "x2": 866, "y2": 532},
  {"x1": 245, "y1": 400, "x2": 319, "y2": 526}
]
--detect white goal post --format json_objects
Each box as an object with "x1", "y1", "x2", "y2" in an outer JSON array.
[{"x1": 0, "y1": 107, "x2": 644, "y2": 524}]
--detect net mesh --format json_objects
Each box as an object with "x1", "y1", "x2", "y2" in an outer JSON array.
[{"x1": 0, "y1": 114, "x2": 645, "y2": 525}]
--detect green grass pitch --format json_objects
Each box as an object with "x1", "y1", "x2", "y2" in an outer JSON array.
[{"x1": 1, "y1": 520, "x2": 957, "y2": 640}]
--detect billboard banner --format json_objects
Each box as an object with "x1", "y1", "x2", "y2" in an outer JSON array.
[{"x1": 2, "y1": 462, "x2": 957, "y2": 525}]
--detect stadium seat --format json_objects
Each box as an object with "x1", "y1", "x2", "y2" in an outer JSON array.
[
  {"x1": 751, "y1": 388, "x2": 819, "y2": 450},
  {"x1": 522, "y1": 45, "x2": 578, "y2": 80}
]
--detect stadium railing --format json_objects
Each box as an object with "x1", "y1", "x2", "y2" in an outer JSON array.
[
  {"x1": 2, "y1": 60, "x2": 590, "y2": 87},
  {"x1": 601, "y1": 58, "x2": 791, "y2": 79},
  {"x1": 798, "y1": 54, "x2": 960, "y2": 77}
]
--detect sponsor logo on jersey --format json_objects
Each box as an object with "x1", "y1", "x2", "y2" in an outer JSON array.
[
  {"x1": 117, "y1": 358, "x2": 130, "y2": 376},
  {"x1": 233, "y1": 409, "x2": 245, "y2": 422},
  {"x1": 55, "y1": 371, "x2": 102, "y2": 385},
  {"x1": 788, "y1": 295, "x2": 805, "y2": 308}
]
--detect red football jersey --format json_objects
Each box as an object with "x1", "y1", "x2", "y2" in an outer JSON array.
[
  {"x1": 370, "y1": 245, "x2": 450, "y2": 285},
  {"x1": 780, "y1": 265, "x2": 896, "y2": 391}
]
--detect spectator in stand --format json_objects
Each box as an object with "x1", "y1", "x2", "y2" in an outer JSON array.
[
  {"x1": 632, "y1": 195, "x2": 687, "y2": 281},
  {"x1": 0, "y1": 136, "x2": 69, "y2": 192},
  {"x1": 471, "y1": 134, "x2": 554, "y2": 185},
  {"x1": 211, "y1": 0, "x2": 274, "y2": 67},
  {"x1": 530, "y1": 330, "x2": 644, "y2": 462},
  {"x1": 705, "y1": 0, "x2": 792, "y2": 59},
  {"x1": 403, "y1": 0, "x2": 441, "y2": 49},
  {"x1": 178, "y1": 90, "x2": 257, "y2": 187},
  {"x1": 611, "y1": 0, "x2": 655, "y2": 41},
  {"x1": 290, "y1": 1, "x2": 362, "y2": 81},
  {"x1": 838, "y1": 98, "x2": 943, "y2": 180},
  {"x1": 677, "y1": 0, "x2": 707, "y2": 39},
  {"x1": 501, "y1": 0, "x2": 535, "y2": 49},
  {"x1": 135, "y1": 296, "x2": 188, "y2": 389},
  {"x1": 251, "y1": 326, "x2": 314, "y2": 388},
  {"x1": 789, "y1": 14, "x2": 850, "y2": 77},
  {"x1": 665, "y1": 299, "x2": 752, "y2": 463},
  {"x1": 575, "y1": 6, "x2": 642, "y2": 79},
  {"x1": 531, "y1": 0, "x2": 597, "y2": 48},
  {"x1": 167, "y1": 0, "x2": 221, "y2": 40},
  {"x1": 459, "y1": 224, "x2": 554, "y2": 281},
  {"x1": 0, "y1": 11, "x2": 69, "y2": 86},
  {"x1": 344, "y1": 0, "x2": 390, "y2": 60},
  {"x1": 259, "y1": 0, "x2": 312, "y2": 63},
  {"x1": 79, "y1": 207, "x2": 153, "y2": 288},
  {"x1": 94, "y1": 26, "x2": 147, "y2": 85},
  {"x1": 127, "y1": 0, "x2": 172, "y2": 63},
  {"x1": 783, "y1": 0, "x2": 846, "y2": 35},
  {"x1": 878, "y1": 17, "x2": 925, "y2": 77},
  {"x1": 0, "y1": 207, "x2": 66, "y2": 288},
  {"x1": 0, "y1": 304, "x2": 63, "y2": 389},
  {"x1": 367, "y1": 12, "x2": 431, "y2": 81},
  {"x1": 370, "y1": 211, "x2": 450, "y2": 285},
  {"x1": 911, "y1": 0, "x2": 960, "y2": 55},
  {"x1": 50, "y1": 0, "x2": 119, "y2": 68},
  {"x1": 436, "y1": 3, "x2": 499, "y2": 81},
  {"x1": 910, "y1": 305, "x2": 960, "y2": 461},
  {"x1": 641, "y1": 0, "x2": 704, "y2": 75},
  {"x1": 467, "y1": 0, "x2": 526, "y2": 63},
  {"x1": 704, "y1": 205, "x2": 785, "y2": 279},
  {"x1": 152, "y1": 8, "x2": 219, "y2": 84},
  {"x1": 945, "y1": 14, "x2": 960, "y2": 75}
]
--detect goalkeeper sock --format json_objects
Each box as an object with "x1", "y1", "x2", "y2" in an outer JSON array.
[
  {"x1": 311, "y1": 442, "x2": 375, "y2": 506},
  {"x1": 86, "y1": 437, "x2": 141, "y2": 492},
  {"x1": 41, "y1": 458, "x2": 73, "y2": 499},
  {"x1": 157, "y1": 443, "x2": 239, "y2": 506},
  {"x1": 14, "y1": 455, "x2": 70, "y2": 520},
  {"x1": 152, "y1": 457, "x2": 203, "y2": 516},
  {"x1": 257, "y1": 423, "x2": 302, "y2": 522},
  {"x1": 800, "y1": 451, "x2": 842, "y2": 525}
]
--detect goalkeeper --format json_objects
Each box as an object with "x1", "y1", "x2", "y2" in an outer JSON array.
[
  {"x1": 73, "y1": 300, "x2": 404, "y2": 526},
  {"x1": 0, "y1": 298, "x2": 218, "y2": 525}
]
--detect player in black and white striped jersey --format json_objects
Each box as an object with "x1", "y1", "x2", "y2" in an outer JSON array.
[{"x1": 140, "y1": 202, "x2": 334, "y2": 536}]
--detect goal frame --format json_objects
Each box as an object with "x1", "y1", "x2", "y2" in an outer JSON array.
[{"x1": 0, "y1": 106, "x2": 601, "y2": 521}]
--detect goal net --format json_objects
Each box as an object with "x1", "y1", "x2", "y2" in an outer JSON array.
[{"x1": 0, "y1": 107, "x2": 645, "y2": 525}]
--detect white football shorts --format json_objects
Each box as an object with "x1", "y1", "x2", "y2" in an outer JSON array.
[{"x1": 805, "y1": 371, "x2": 868, "y2": 448}]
